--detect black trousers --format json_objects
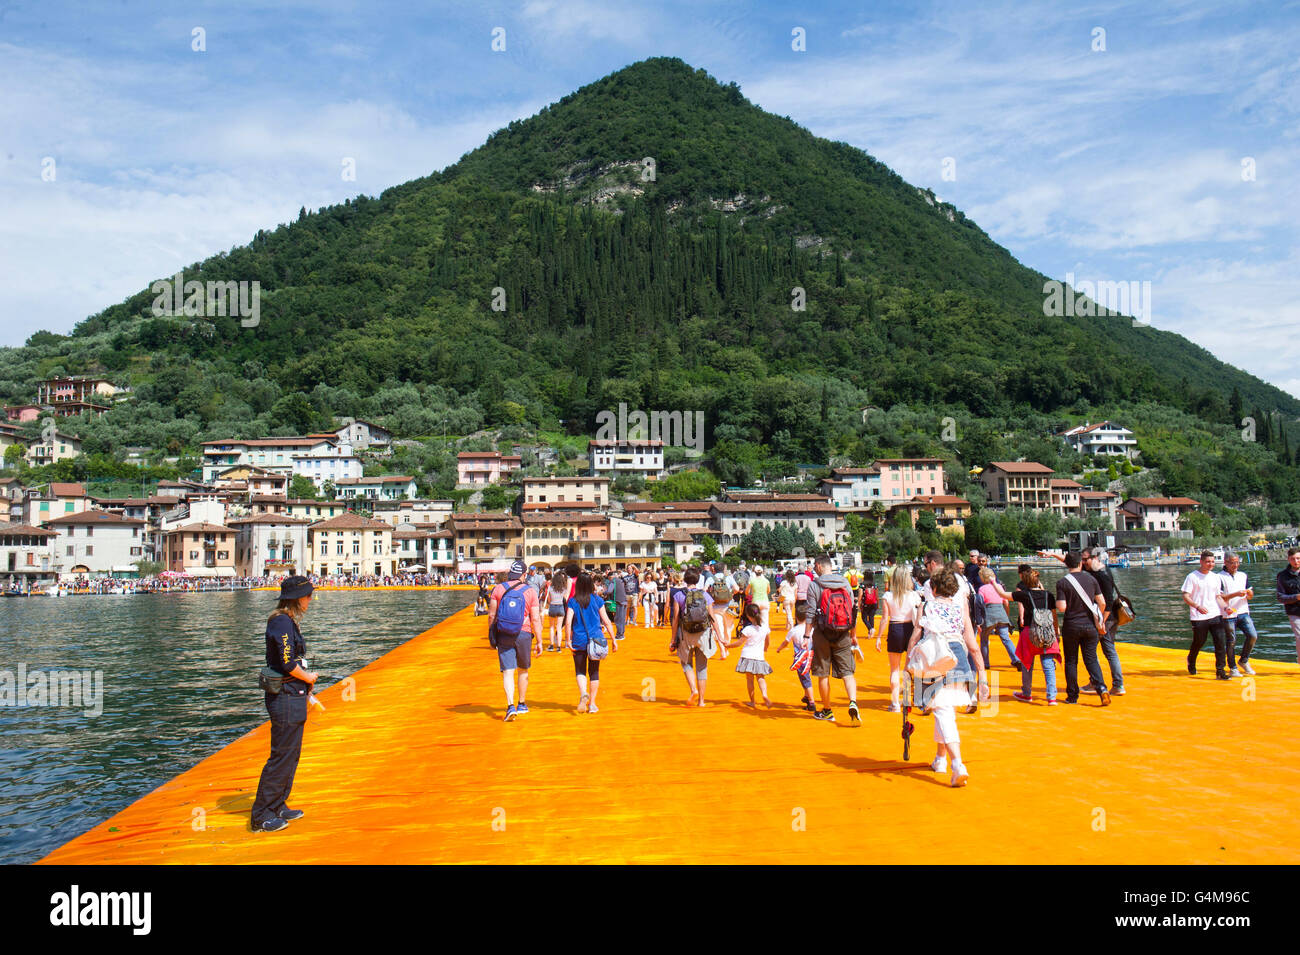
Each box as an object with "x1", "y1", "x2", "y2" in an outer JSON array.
[
  {"x1": 1061, "y1": 623, "x2": 1107, "y2": 701},
  {"x1": 1189, "y1": 616, "x2": 1233, "y2": 672},
  {"x1": 251, "y1": 691, "x2": 308, "y2": 826}
]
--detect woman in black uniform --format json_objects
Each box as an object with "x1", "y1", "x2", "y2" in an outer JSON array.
[{"x1": 251, "y1": 575, "x2": 318, "y2": 833}]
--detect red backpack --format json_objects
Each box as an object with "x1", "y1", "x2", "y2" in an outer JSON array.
[{"x1": 817, "y1": 586, "x2": 855, "y2": 635}]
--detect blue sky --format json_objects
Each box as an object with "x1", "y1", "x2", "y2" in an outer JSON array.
[{"x1": 2, "y1": 0, "x2": 1299, "y2": 396}]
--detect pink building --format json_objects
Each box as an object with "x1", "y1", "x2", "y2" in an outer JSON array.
[
  {"x1": 456, "y1": 451, "x2": 522, "y2": 486},
  {"x1": 871, "y1": 458, "x2": 947, "y2": 502},
  {"x1": 5, "y1": 405, "x2": 42, "y2": 423}
]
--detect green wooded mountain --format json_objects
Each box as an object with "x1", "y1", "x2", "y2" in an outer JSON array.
[{"x1": 4, "y1": 57, "x2": 1299, "y2": 507}]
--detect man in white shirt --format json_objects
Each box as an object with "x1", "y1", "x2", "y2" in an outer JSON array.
[
  {"x1": 1181, "y1": 550, "x2": 1232, "y2": 679},
  {"x1": 1219, "y1": 552, "x2": 1256, "y2": 676}
]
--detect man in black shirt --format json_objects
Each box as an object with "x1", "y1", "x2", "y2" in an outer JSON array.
[
  {"x1": 1082, "y1": 548, "x2": 1125, "y2": 696},
  {"x1": 1276, "y1": 547, "x2": 1300, "y2": 660},
  {"x1": 1053, "y1": 551, "x2": 1112, "y2": 705}
]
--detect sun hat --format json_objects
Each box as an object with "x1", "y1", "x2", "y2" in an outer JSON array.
[{"x1": 277, "y1": 575, "x2": 314, "y2": 600}]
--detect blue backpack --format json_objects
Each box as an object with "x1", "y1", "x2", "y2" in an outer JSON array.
[{"x1": 496, "y1": 582, "x2": 529, "y2": 637}]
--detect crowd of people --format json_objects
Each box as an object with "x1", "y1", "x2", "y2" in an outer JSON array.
[{"x1": 251, "y1": 545, "x2": 1300, "y2": 831}]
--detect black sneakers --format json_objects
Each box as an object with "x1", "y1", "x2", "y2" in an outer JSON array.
[
  {"x1": 813, "y1": 708, "x2": 835, "y2": 721},
  {"x1": 255, "y1": 817, "x2": 289, "y2": 833},
  {"x1": 278, "y1": 808, "x2": 305, "y2": 821}
]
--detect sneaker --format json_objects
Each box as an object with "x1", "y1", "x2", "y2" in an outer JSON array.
[
  {"x1": 886, "y1": 703, "x2": 900, "y2": 713},
  {"x1": 1243, "y1": 662, "x2": 1257, "y2": 675},
  {"x1": 1111, "y1": 686, "x2": 1126, "y2": 696},
  {"x1": 804, "y1": 700, "x2": 818, "y2": 712},
  {"x1": 588, "y1": 703, "x2": 599, "y2": 714},
  {"x1": 516, "y1": 702, "x2": 529, "y2": 714},
  {"x1": 1080, "y1": 683, "x2": 1100, "y2": 694},
  {"x1": 813, "y1": 709, "x2": 836, "y2": 721},
  {"x1": 1216, "y1": 670, "x2": 1230, "y2": 681},
  {"x1": 1098, "y1": 690, "x2": 1111, "y2": 706},
  {"x1": 278, "y1": 807, "x2": 305, "y2": 821},
  {"x1": 930, "y1": 755, "x2": 948, "y2": 773},
  {"x1": 504, "y1": 704, "x2": 517, "y2": 721},
  {"x1": 1062, "y1": 697, "x2": 1078, "y2": 704},
  {"x1": 1188, "y1": 661, "x2": 1197, "y2": 675},
  {"x1": 577, "y1": 694, "x2": 590, "y2": 714},
  {"x1": 950, "y1": 764, "x2": 969, "y2": 788},
  {"x1": 1229, "y1": 668, "x2": 1242, "y2": 678},
  {"x1": 256, "y1": 817, "x2": 289, "y2": 833},
  {"x1": 1046, "y1": 699, "x2": 1058, "y2": 706},
  {"x1": 847, "y1": 701, "x2": 860, "y2": 723},
  {"x1": 1012, "y1": 691, "x2": 1032, "y2": 703}
]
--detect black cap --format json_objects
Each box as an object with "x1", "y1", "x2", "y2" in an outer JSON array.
[{"x1": 278, "y1": 575, "x2": 314, "y2": 600}]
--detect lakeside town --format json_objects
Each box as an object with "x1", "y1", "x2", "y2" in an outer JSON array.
[{"x1": 1, "y1": 374, "x2": 1291, "y2": 595}]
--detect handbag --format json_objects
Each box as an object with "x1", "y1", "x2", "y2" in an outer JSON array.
[
  {"x1": 906, "y1": 601, "x2": 958, "y2": 678},
  {"x1": 257, "y1": 666, "x2": 285, "y2": 694},
  {"x1": 1115, "y1": 593, "x2": 1136, "y2": 627}
]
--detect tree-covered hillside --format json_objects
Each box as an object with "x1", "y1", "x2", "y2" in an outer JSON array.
[{"x1": 1, "y1": 57, "x2": 1297, "y2": 506}]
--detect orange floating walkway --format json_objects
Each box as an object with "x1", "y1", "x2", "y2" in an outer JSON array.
[{"x1": 41, "y1": 607, "x2": 1300, "y2": 864}]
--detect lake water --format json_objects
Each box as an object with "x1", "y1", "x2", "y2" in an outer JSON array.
[
  {"x1": 0, "y1": 588, "x2": 474, "y2": 865},
  {"x1": 1, "y1": 562, "x2": 1296, "y2": 865}
]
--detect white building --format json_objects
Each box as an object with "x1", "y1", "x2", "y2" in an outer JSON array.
[
  {"x1": 334, "y1": 419, "x2": 392, "y2": 454},
  {"x1": 818, "y1": 466, "x2": 883, "y2": 510},
  {"x1": 333, "y1": 475, "x2": 417, "y2": 501},
  {"x1": 44, "y1": 510, "x2": 147, "y2": 578},
  {"x1": 291, "y1": 451, "x2": 364, "y2": 491},
  {"x1": 1060, "y1": 421, "x2": 1139, "y2": 460},
  {"x1": 201, "y1": 436, "x2": 355, "y2": 483},
  {"x1": 588, "y1": 439, "x2": 665, "y2": 479},
  {"x1": 230, "y1": 514, "x2": 311, "y2": 577},
  {"x1": 0, "y1": 523, "x2": 60, "y2": 588},
  {"x1": 25, "y1": 430, "x2": 81, "y2": 467},
  {"x1": 372, "y1": 499, "x2": 454, "y2": 528}
]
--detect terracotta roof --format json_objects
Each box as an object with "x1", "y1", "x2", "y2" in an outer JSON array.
[
  {"x1": 830, "y1": 467, "x2": 881, "y2": 476},
  {"x1": 45, "y1": 510, "x2": 143, "y2": 526},
  {"x1": 50, "y1": 482, "x2": 87, "y2": 497},
  {"x1": 1078, "y1": 490, "x2": 1118, "y2": 499},
  {"x1": 522, "y1": 476, "x2": 609, "y2": 484},
  {"x1": 657, "y1": 528, "x2": 696, "y2": 542},
  {"x1": 457, "y1": 451, "x2": 508, "y2": 459},
  {"x1": 521, "y1": 501, "x2": 600, "y2": 511},
  {"x1": 988, "y1": 462, "x2": 1055, "y2": 474},
  {"x1": 250, "y1": 494, "x2": 290, "y2": 504},
  {"x1": 0, "y1": 523, "x2": 58, "y2": 537},
  {"x1": 622, "y1": 501, "x2": 714, "y2": 512},
  {"x1": 450, "y1": 519, "x2": 523, "y2": 531},
  {"x1": 712, "y1": 501, "x2": 837, "y2": 514},
  {"x1": 871, "y1": 457, "x2": 945, "y2": 465},
  {"x1": 308, "y1": 513, "x2": 392, "y2": 531},
  {"x1": 1125, "y1": 497, "x2": 1199, "y2": 507},
  {"x1": 522, "y1": 512, "x2": 606, "y2": 524},
  {"x1": 169, "y1": 522, "x2": 230, "y2": 533},
  {"x1": 906, "y1": 495, "x2": 972, "y2": 506},
  {"x1": 202, "y1": 437, "x2": 330, "y2": 448},
  {"x1": 333, "y1": 475, "x2": 414, "y2": 485},
  {"x1": 392, "y1": 527, "x2": 437, "y2": 540},
  {"x1": 227, "y1": 515, "x2": 312, "y2": 526},
  {"x1": 1050, "y1": 479, "x2": 1083, "y2": 489}
]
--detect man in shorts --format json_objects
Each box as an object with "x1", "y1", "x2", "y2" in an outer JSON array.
[
  {"x1": 804, "y1": 555, "x2": 859, "y2": 723},
  {"x1": 488, "y1": 559, "x2": 543, "y2": 721}
]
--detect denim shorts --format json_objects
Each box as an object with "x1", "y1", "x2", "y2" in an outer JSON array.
[{"x1": 496, "y1": 633, "x2": 533, "y2": 671}]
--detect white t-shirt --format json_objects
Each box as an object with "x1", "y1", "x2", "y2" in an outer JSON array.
[
  {"x1": 921, "y1": 576, "x2": 971, "y2": 602},
  {"x1": 882, "y1": 589, "x2": 922, "y2": 624},
  {"x1": 779, "y1": 579, "x2": 797, "y2": 602},
  {"x1": 740, "y1": 623, "x2": 769, "y2": 660},
  {"x1": 1182, "y1": 570, "x2": 1226, "y2": 621},
  {"x1": 1220, "y1": 570, "x2": 1250, "y2": 615}
]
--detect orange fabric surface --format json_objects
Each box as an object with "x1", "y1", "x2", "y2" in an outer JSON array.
[{"x1": 40, "y1": 608, "x2": 1300, "y2": 864}]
